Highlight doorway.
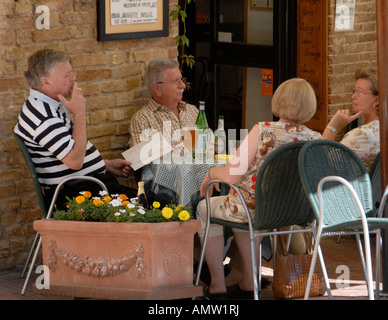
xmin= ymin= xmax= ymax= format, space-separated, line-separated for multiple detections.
xmin=182 ymin=0 xmax=297 ymax=141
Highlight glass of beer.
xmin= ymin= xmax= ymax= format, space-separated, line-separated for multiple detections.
xmin=182 ymin=127 xmax=197 ymax=158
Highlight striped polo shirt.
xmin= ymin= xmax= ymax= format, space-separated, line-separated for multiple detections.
xmin=14 ymin=89 xmax=106 ymax=188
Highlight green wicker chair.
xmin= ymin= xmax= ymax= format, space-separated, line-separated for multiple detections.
xmin=14 ymin=133 xmax=109 ymax=295
xmin=194 ymin=141 xmax=327 ymax=300
xmin=369 ymin=152 xmax=381 ymax=211
xmin=298 ymin=140 xmax=388 ymax=300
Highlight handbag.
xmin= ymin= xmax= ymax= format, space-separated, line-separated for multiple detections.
xmin=272 ymin=234 xmax=326 ymax=299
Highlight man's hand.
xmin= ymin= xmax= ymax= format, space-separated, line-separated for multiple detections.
xmin=57 ymin=82 xmax=87 ymax=170
xmin=105 ymin=159 xmax=134 ymax=177
xmin=58 ymin=82 xmax=86 ymax=117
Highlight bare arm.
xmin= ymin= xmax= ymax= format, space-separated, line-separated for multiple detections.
xmin=322 ymin=109 xmax=362 ymax=140
xmin=200 ymin=123 xmax=261 ymax=197
xmin=58 ymin=82 xmax=87 ymax=170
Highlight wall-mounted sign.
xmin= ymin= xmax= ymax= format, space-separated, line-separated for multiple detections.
xmin=335 ymin=0 xmax=355 ymax=31
xmin=110 ymin=0 xmax=158 ymax=25
xmin=297 ymin=0 xmax=328 ymax=132
xmin=250 ymin=0 xmax=273 ymax=11
xmin=261 ymin=69 xmax=273 ymax=97
xmin=97 ymin=0 xmax=168 ymax=41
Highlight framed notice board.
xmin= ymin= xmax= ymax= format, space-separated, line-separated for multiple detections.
xmin=297 ymin=0 xmax=328 ymax=132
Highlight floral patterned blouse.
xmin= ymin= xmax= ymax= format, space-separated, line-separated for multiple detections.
xmin=340 ymin=120 xmax=380 ymax=171
xmin=219 ymin=121 xmax=322 ymax=223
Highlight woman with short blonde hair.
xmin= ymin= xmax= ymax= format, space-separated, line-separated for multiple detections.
xmin=196 ymin=77 xmax=322 ymax=299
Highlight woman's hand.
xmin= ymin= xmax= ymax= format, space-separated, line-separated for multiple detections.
xmin=200 ymin=170 xmax=220 ymax=198
xmin=329 ymin=109 xmax=363 ymax=131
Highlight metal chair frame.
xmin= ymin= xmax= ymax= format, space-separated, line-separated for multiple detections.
xmin=299 ymin=140 xmax=388 ymax=300
xmin=14 ymin=133 xmax=109 ymax=295
xmin=194 ymin=141 xmax=329 ymax=300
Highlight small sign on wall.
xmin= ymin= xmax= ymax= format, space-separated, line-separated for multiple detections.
xmin=251 ymin=0 xmax=273 ymax=10
xmin=261 ymin=69 xmax=273 ymax=97
xmin=335 ymin=0 xmax=355 ymax=31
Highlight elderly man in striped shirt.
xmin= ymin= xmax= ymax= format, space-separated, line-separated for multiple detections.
xmin=14 ymin=49 xmax=137 ymax=209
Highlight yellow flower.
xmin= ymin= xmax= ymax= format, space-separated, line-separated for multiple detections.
xmin=153 ymin=201 xmax=161 ymax=209
xmin=174 ymin=204 xmax=184 ymax=212
xmin=119 ymin=194 xmax=128 ymax=200
xmin=178 ymin=210 xmax=190 ymax=221
xmin=102 ymin=196 xmax=112 ymax=203
xmin=93 ymin=199 xmax=104 ymax=207
xmin=75 ymin=195 xmax=85 ymax=204
xmin=162 ymin=207 xmax=173 ymax=219
xmin=83 ymin=191 xmax=92 ymax=198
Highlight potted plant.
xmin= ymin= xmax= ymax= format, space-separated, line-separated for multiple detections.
xmin=33 ymin=191 xmax=202 ymax=300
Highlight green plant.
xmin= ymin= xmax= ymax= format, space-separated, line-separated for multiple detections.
xmin=53 ymin=191 xmax=192 ymax=223
xmin=170 ymin=0 xmax=195 ymax=70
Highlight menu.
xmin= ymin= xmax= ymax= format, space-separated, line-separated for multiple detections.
xmin=122 ymin=133 xmax=172 ymax=171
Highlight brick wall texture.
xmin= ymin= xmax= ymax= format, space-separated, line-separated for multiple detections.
xmin=0 ymin=0 xmax=179 ymax=271
xmin=0 ymin=0 xmax=379 ymax=271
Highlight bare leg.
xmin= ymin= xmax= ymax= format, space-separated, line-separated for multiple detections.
xmin=200 ymin=235 xmax=227 ymax=294
xmin=233 ymin=231 xmax=260 ymax=291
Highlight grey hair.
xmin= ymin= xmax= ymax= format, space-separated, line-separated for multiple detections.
xmin=25 ymin=49 xmax=70 ymax=89
xmin=145 ymin=57 xmax=179 ymax=94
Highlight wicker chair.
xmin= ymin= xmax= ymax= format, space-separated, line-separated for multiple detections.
xmin=298 ymin=140 xmax=388 ymax=300
xmin=194 ymin=141 xmax=326 ymax=300
xmin=369 ymin=152 xmax=381 ymax=211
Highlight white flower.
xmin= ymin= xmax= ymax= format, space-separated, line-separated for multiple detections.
xmin=127 ymin=203 xmax=135 ymax=209
xmin=130 ymin=197 xmax=138 ymax=203
xmin=99 ymin=190 xmax=108 ymax=196
xmin=114 ymin=212 xmax=121 ymax=217
xmin=130 ymin=212 xmax=136 ymax=217
xmin=111 ymin=194 xmax=119 ymax=198
xmin=138 ymin=208 xmax=145 ymax=215
xmin=119 ymin=209 xmax=126 ymax=213
xmin=109 ymin=199 xmax=122 ymax=207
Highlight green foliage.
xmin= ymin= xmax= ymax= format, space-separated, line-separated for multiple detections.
xmin=170 ymin=0 xmax=196 ymax=70
xmin=53 ymin=192 xmax=192 ymax=224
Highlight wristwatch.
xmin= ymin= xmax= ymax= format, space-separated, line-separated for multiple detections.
xmin=326 ymin=125 xmax=337 ymax=133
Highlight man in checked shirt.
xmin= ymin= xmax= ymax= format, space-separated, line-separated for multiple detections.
xmin=129 ymin=57 xmax=199 ymax=149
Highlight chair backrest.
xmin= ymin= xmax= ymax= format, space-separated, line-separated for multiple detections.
xmin=369 ymin=152 xmax=381 ymax=210
xmin=254 ymin=141 xmax=314 ymax=230
xmin=14 ymin=133 xmax=48 ymax=217
xmin=298 ymin=140 xmax=374 ymax=227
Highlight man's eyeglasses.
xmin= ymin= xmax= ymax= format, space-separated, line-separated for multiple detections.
xmin=157 ymin=77 xmax=187 ymax=85
xmin=352 ymin=88 xmax=375 ymax=97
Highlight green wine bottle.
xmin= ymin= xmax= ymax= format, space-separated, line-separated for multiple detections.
xmin=194 ymin=101 xmax=209 ymax=161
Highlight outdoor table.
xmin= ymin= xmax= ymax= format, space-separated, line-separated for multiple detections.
xmin=141 ymin=156 xmax=227 ymax=208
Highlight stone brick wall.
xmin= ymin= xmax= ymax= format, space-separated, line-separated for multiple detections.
xmin=0 ymin=0 xmax=380 ymax=272
xmin=0 ymin=0 xmax=178 ymax=271
xmin=327 ymin=0 xmax=378 ymax=125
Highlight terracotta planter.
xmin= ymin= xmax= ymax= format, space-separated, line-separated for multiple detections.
xmin=33 ymin=219 xmax=202 ymax=300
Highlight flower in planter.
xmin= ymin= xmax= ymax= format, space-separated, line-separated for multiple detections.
xmin=53 ymin=191 xmax=192 ymax=223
